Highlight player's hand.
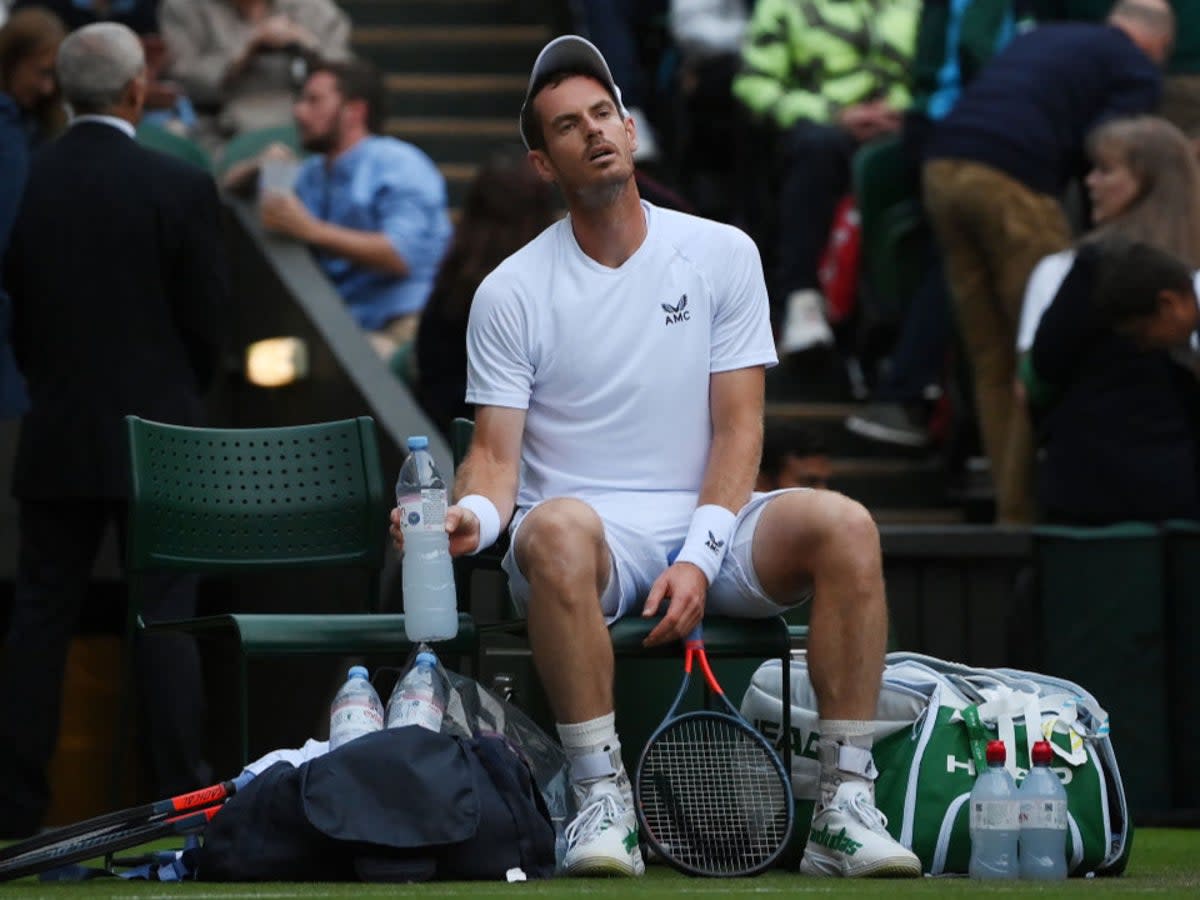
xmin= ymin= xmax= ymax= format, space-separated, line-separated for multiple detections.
xmin=641 ymin=562 xmax=708 ymax=647
xmin=389 ymin=505 xmax=481 ymax=557
xmin=444 ymin=505 xmax=481 ymax=557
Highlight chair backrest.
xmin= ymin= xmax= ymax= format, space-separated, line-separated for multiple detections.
xmin=125 ymin=416 xmax=387 ymax=580
xmin=136 ymin=122 xmax=212 ymax=171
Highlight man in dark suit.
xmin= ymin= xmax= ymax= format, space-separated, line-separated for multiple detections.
xmin=0 ymin=21 xmax=226 ymax=836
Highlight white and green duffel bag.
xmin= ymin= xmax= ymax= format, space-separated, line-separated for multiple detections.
xmin=740 ymin=650 xmax=1131 ymax=876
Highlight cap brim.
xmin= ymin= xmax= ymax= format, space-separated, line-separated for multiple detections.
xmin=519 ymin=35 xmax=627 ymax=149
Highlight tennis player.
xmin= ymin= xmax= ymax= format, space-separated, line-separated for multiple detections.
xmin=389 ymin=35 xmax=920 ymax=879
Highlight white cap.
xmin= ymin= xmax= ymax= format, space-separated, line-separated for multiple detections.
xmin=519 ymin=34 xmax=628 ymax=149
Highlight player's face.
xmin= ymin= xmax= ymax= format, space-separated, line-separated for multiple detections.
xmin=529 ymin=75 xmax=636 ymax=202
xmin=294 ymin=71 xmax=346 ymax=153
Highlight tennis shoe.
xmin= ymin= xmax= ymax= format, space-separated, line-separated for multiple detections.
xmin=563 ymin=781 xmax=645 ymax=877
xmin=800 ymin=782 xmax=921 ymax=878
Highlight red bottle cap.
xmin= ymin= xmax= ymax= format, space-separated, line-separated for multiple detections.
xmin=986 ymin=740 xmax=1007 ymax=765
xmin=1032 ymin=740 xmax=1054 ymax=765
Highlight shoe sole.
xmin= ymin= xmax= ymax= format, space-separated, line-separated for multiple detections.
xmin=564 ymin=856 xmax=640 ymax=877
xmin=845 ymin=415 xmax=929 ymax=448
xmin=800 ymin=849 xmax=922 ymax=879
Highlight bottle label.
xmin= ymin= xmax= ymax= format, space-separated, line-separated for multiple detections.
xmin=1020 ymin=798 xmax=1067 ymax=829
xmin=331 ymin=698 xmax=383 ymax=743
xmin=971 ymin=800 xmax=1019 ymax=830
xmin=397 ymin=487 xmax=447 ymax=532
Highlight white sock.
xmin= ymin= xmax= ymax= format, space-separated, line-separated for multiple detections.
xmin=817 ymin=719 xmax=877 ymax=810
xmin=557 ymin=714 xmax=630 ymax=805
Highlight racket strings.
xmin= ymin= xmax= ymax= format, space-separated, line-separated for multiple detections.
xmin=638 ymin=716 xmax=791 ymax=875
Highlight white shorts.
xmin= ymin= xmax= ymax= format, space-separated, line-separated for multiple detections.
xmin=501 ymin=489 xmax=813 ymax=623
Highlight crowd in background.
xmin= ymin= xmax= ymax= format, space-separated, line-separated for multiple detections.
xmin=2 ymin=0 xmax=1200 ymax=523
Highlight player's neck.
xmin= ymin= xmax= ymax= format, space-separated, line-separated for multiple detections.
xmin=567 ymin=180 xmax=647 ymax=269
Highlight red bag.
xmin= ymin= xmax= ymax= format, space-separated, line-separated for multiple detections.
xmin=817 ymin=195 xmax=861 ymax=325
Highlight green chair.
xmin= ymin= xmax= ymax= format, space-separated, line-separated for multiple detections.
xmin=215 ymin=123 xmax=302 ymax=177
xmin=1032 ymin=522 xmax=1169 ymax=816
xmin=851 ymin=134 xmax=929 ymax=322
xmin=136 ymin=122 xmax=211 ymax=170
xmin=121 ymin=415 xmax=477 ymax=768
xmin=449 ymin=417 xmax=794 ymax=774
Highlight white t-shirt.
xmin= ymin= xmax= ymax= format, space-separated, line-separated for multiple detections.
xmin=466 ymin=201 xmax=777 ymax=533
xmin=1018 ymin=248 xmax=1200 ymax=353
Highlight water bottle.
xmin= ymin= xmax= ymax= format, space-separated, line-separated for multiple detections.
xmin=1018 ymin=740 xmax=1069 ymax=880
xmin=969 ymin=739 xmax=1019 ymax=880
xmin=396 ymin=436 xmax=458 ymax=642
xmin=385 ymin=648 xmax=446 ymax=732
xmin=328 ymin=665 xmax=383 ymax=750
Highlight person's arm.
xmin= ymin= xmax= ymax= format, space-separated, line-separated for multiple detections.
xmin=259 ymin=192 xmax=409 ymax=275
xmin=159 ymin=0 xmax=244 ymax=104
xmin=291 ymin=0 xmax=352 ymax=62
xmin=642 ymin=366 xmax=764 ymax=646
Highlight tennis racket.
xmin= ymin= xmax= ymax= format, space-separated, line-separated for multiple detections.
xmin=635 ymin=624 xmax=794 ymax=877
xmin=0 ymin=771 xmax=253 ymax=882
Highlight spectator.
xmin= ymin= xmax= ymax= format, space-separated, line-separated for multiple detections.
xmin=15 ymin=0 xmax=196 ymax=135
xmin=15 ymin=0 xmax=195 ymax=134
xmin=0 ymin=22 xmax=225 ymax=837
xmin=756 ymin=424 xmax=833 ymax=491
xmin=258 ymin=60 xmax=453 ymax=358
xmin=733 ymin=0 xmax=919 ymax=360
xmin=1033 ymin=0 xmax=1200 ymax=136
xmin=667 ymin=0 xmax=749 ymax=222
xmin=847 ymin=0 xmax=1039 ymax=450
xmin=1027 ymin=238 xmax=1200 ymax=524
xmin=414 ymin=146 xmax=558 ymax=439
xmin=922 ymin=0 xmax=1174 ymax=523
xmin=159 ymin=0 xmax=349 ymax=154
xmin=1018 ymin=114 xmax=1200 ymax=356
xmin=0 ymin=6 xmax=66 ymax=420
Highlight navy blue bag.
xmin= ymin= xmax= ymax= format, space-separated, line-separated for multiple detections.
xmin=194 ymin=728 xmax=556 ymax=882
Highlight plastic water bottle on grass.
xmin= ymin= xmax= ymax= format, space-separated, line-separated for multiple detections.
xmin=968 ymin=739 xmax=1019 ymax=880
xmin=1018 ymin=740 xmax=1069 ymax=880
xmin=329 ymin=666 xmax=383 ymax=750
xmin=396 ymin=436 xmax=458 ymax=642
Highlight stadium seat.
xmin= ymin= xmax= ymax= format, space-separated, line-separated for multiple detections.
xmin=118 ymin=415 xmax=477 ymax=771
xmin=449 ymin=417 xmax=794 ymax=774
xmin=1032 ymin=522 xmax=1170 ymax=816
xmin=851 ymin=133 xmax=929 ymax=323
xmin=135 ymin=122 xmax=211 ymax=170
xmin=215 ymin=123 xmax=302 ymax=177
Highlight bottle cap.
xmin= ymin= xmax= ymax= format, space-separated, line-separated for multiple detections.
xmin=348 ymin=665 xmax=369 ymax=680
xmin=416 ymin=650 xmax=438 ymax=667
xmin=986 ymin=740 xmax=1007 ymax=765
xmin=407 ymin=435 xmax=429 ymax=450
xmin=1031 ymin=740 xmax=1054 ymax=765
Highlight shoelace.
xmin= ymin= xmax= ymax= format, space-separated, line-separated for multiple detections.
xmin=564 ymin=787 xmax=624 ymax=850
xmin=844 ymin=787 xmax=891 ymax=836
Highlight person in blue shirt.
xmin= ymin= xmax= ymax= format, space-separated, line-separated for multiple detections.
xmin=260 ymin=59 xmax=453 ymax=355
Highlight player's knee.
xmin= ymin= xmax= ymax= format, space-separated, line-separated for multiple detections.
xmin=827 ymin=493 xmax=878 ymax=552
xmin=514 ymin=498 xmax=606 ymax=581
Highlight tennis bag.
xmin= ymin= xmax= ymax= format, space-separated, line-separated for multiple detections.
xmin=741 ymin=650 xmax=1131 ymax=876
xmin=194 ymin=727 xmax=556 ymax=882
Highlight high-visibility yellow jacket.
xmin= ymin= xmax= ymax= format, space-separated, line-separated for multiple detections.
xmin=733 ymin=0 xmax=920 ymax=129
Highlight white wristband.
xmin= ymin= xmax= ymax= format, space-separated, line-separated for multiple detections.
xmin=674 ymin=504 xmax=737 ymax=585
xmin=457 ymin=494 xmax=501 ymax=555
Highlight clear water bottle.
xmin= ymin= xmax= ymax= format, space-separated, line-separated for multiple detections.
xmin=396 ymin=436 xmax=458 ymax=642
xmin=329 ymin=665 xmax=383 ymax=750
xmin=385 ymin=648 xmax=446 ymax=732
xmin=1018 ymin=740 xmax=1069 ymax=880
xmin=969 ymin=739 xmax=1019 ymax=880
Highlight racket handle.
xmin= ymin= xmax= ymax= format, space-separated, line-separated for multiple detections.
xmin=686 ymin=624 xmax=703 ymax=644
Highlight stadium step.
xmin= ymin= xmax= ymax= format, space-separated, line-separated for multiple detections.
xmin=386 ymin=73 xmax=528 ymax=119
xmin=352 ymin=24 xmax=550 ymax=74
xmin=340 ymin=0 xmax=547 ymax=27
